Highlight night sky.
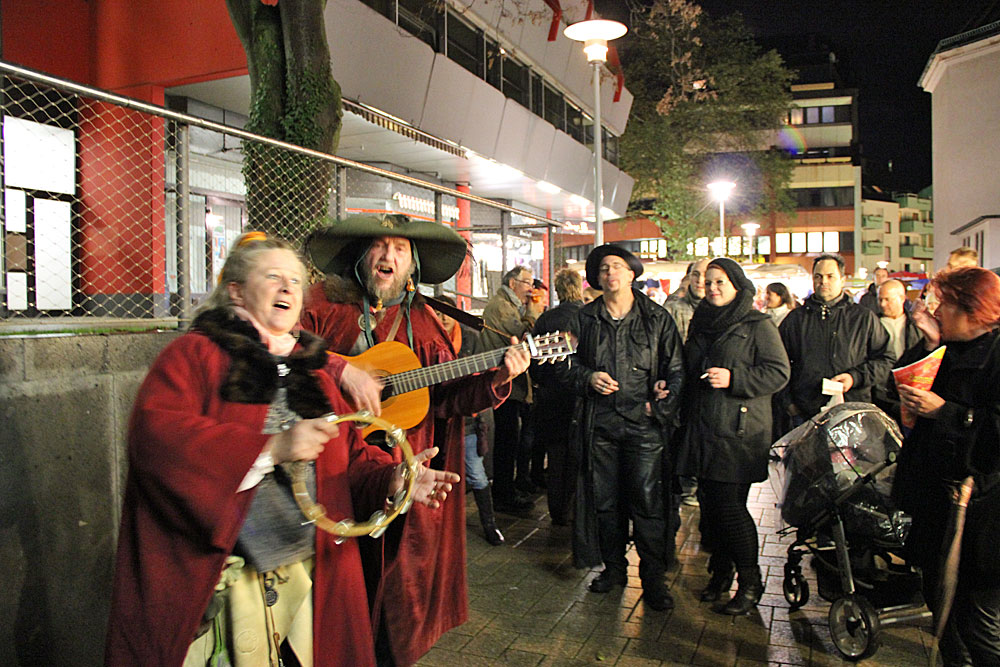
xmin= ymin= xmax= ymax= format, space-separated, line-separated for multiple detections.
xmin=599 ymin=0 xmax=1000 ymax=193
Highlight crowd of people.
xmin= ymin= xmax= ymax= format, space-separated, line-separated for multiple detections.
xmin=104 ymin=220 xmax=1000 ymax=666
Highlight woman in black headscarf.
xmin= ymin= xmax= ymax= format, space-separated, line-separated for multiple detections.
xmin=676 ymin=258 xmax=790 ymax=615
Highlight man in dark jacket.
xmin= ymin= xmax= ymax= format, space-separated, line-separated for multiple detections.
xmin=531 ymin=268 xmax=584 ymax=525
xmin=858 ymin=266 xmax=889 ymax=314
xmin=556 ymin=245 xmax=684 ymax=611
xmin=779 ymin=254 xmax=894 ymax=421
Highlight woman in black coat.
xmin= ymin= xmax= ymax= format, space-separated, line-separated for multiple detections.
xmin=675 ymin=258 xmax=790 ymax=615
xmin=893 ymin=267 xmax=1000 ymax=666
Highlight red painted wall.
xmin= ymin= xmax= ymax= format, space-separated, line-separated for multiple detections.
xmin=77 ymin=102 xmax=166 ymax=295
xmin=1 ymin=1 xmax=94 ymax=84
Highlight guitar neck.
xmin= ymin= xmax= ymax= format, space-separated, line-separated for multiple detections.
xmin=383 ymin=343 xmax=521 ymax=396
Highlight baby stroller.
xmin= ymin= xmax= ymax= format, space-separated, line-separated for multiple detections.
xmin=769 ymin=402 xmax=930 ymax=660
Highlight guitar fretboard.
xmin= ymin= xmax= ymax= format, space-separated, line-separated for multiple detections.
xmin=383 ymin=344 xmax=519 ymax=396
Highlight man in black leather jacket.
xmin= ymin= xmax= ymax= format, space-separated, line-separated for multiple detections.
xmin=556 ymin=245 xmax=684 ymax=611
xmin=778 ymin=254 xmax=894 ymax=421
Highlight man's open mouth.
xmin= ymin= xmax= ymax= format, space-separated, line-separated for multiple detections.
xmin=274 ymin=300 xmax=291 ymax=310
xmin=376 ymin=264 xmax=394 ymax=278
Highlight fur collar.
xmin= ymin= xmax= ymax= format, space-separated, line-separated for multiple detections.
xmin=191 ymin=308 xmax=332 ymax=418
xmin=321 ymin=273 xmax=427 ymax=308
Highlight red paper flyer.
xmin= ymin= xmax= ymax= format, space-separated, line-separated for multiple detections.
xmin=891 ymin=346 xmax=946 ymax=428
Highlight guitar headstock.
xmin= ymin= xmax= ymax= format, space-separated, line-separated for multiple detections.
xmin=525 ymin=332 xmax=575 ymax=363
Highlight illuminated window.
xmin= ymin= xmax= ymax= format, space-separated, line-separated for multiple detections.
xmin=791 ymin=233 xmax=807 ymax=253
xmin=694 ymin=237 xmax=710 ymax=256
xmin=824 ymin=231 xmax=839 ymax=252
xmin=807 ymin=232 xmax=823 ymax=253
xmin=728 ymin=236 xmax=742 ymax=255
xmin=806 ymin=107 xmax=819 ymax=124
xmin=758 ymin=236 xmax=771 ymax=256
xmin=789 ymin=108 xmax=803 ymax=125
xmin=775 ymin=233 xmax=790 ymax=253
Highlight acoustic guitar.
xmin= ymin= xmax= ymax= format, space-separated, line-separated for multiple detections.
xmin=337 ymin=332 xmax=574 ymax=436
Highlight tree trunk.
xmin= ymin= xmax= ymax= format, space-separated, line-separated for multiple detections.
xmin=226 ymin=0 xmax=342 ymax=242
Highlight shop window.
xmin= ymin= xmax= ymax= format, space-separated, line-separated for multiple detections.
xmin=530 ymin=73 xmax=544 ymax=117
xmin=566 ymin=103 xmax=585 ymax=142
xmin=775 ymin=233 xmax=790 ymax=253
xmin=791 ymin=232 xmax=807 ymax=253
xmin=398 ymin=0 xmax=440 ymax=49
xmin=485 ymin=38 xmax=502 ymax=90
xmin=543 ymin=83 xmax=565 ymax=131
xmin=502 ymin=57 xmax=529 ymax=107
xmin=758 ymin=236 xmax=771 ymax=256
xmin=824 ymin=231 xmax=839 ymax=252
xmin=446 ymin=11 xmax=482 ymax=77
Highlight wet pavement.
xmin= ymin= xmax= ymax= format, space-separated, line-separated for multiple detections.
xmin=418 ymin=481 xmax=936 ymax=666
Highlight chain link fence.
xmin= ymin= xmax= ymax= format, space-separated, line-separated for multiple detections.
xmin=0 ymin=62 xmax=573 ymax=332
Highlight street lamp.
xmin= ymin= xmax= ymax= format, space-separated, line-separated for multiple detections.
xmin=741 ymin=222 xmax=759 ymax=262
xmin=564 ymin=18 xmax=627 ymax=247
xmin=707 ymin=180 xmax=736 ymax=256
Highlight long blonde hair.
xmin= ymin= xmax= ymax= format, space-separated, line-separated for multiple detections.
xmin=195 ymin=232 xmax=306 ymax=315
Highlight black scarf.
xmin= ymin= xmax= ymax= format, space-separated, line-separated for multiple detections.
xmin=687 ymin=257 xmax=756 ymax=342
xmin=688 ymin=288 xmax=755 ymax=342
xmin=190 ymin=308 xmax=332 ymax=418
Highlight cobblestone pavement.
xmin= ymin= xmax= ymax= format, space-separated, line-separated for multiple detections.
xmin=419 ymin=482 xmax=936 ymax=666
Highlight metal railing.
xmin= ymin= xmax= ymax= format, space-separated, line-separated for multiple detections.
xmin=0 ymin=61 xmax=575 ymax=332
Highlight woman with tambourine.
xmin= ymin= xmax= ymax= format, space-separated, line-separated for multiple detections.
xmin=104 ymin=232 xmax=462 ymax=667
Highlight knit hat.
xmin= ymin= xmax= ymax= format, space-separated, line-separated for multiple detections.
xmin=707 ymin=257 xmax=754 ymax=293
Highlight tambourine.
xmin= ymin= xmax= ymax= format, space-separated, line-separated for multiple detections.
xmin=289 ymin=410 xmax=418 ymax=543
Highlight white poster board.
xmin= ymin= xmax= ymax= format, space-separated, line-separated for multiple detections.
xmin=6 ymin=271 xmax=27 ymax=310
xmin=3 ymin=116 xmax=76 ymax=195
xmin=33 ymin=198 xmax=73 ymax=310
xmin=5 ymin=188 xmax=27 ymax=232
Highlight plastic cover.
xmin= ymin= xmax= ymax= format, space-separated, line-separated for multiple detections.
xmin=769 ymin=402 xmax=909 ymax=541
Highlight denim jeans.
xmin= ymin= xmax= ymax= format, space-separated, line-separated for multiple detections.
xmin=464 ymin=432 xmax=489 ymax=491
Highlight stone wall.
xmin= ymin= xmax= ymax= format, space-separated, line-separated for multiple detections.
xmin=0 ymin=330 xmax=180 ymax=666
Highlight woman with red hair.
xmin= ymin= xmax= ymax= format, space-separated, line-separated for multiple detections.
xmin=892 ymin=266 xmax=1000 ymax=665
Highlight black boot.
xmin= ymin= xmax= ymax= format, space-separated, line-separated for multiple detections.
xmin=700 ymin=559 xmax=736 ymax=602
xmin=473 ymin=487 xmax=504 ymax=546
xmin=718 ymin=569 xmax=763 ymax=615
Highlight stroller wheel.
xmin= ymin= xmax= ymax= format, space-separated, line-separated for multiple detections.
xmin=783 ymin=572 xmax=809 ymax=610
xmin=829 ymin=595 xmax=880 ymax=661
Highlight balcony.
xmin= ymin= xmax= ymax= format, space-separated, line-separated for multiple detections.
xmin=861 ymin=214 xmax=884 ymax=230
xmin=900 ymin=219 xmax=934 ymax=234
xmin=900 ymin=244 xmax=934 ymax=259
xmin=862 ymin=240 xmax=884 ymax=255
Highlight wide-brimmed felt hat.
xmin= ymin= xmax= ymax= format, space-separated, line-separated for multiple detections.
xmin=585 ymin=244 xmax=644 ymax=290
xmin=306 ymin=214 xmax=469 ymax=285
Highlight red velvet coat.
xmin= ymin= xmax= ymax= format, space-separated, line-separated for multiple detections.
xmin=105 ymin=310 xmax=397 ymax=667
xmin=301 ymin=281 xmax=510 ymax=665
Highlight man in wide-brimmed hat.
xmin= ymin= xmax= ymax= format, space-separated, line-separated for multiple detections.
xmin=555 ymin=244 xmax=684 ymax=612
xmin=300 ymin=214 xmax=530 ymax=665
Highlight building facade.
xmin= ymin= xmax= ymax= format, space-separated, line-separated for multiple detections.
xmin=920 ymin=20 xmax=1000 ymax=269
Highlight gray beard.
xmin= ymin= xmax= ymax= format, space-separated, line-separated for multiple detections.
xmin=364 ymin=270 xmax=408 ymax=302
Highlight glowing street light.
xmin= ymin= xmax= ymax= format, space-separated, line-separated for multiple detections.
xmin=564 ymin=18 xmax=627 ymax=247
xmin=707 ymin=180 xmax=736 ymax=255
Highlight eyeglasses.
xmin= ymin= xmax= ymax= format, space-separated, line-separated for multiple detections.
xmin=513 ymin=278 xmax=533 ymax=286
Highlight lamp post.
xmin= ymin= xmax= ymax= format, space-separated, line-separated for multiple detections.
xmin=741 ymin=222 xmax=760 ymax=262
xmin=707 ymin=180 xmax=735 ymax=256
xmin=564 ymin=18 xmax=627 ymax=248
